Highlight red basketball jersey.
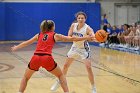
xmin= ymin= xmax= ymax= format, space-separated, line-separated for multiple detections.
xmin=35 ymin=31 xmax=55 ymax=54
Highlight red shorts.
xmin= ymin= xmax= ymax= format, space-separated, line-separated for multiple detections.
xmin=28 ymin=53 xmax=57 ymax=71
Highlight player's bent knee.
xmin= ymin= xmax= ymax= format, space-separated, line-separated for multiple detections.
xmin=85 ymin=63 xmax=91 ymax=69
xmin=56 ymin=72 xmax=64 ymax=78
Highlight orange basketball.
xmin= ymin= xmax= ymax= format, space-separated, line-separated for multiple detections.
xmin=95 ymin=29 xmax=108 ymax=43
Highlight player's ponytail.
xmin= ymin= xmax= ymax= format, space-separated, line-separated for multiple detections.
xmin=40 ymin=20 xmax=55 ymax=33
xmin=46 ymin=20 xmax=55 ymax=31
xmin=40 ymin=20 xmax=47 ymax=33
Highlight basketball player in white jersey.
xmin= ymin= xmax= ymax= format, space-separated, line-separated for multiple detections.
xmin=51 ymin=11 xmax=97 ymax=93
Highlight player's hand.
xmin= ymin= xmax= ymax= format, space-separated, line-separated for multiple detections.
xmin=86 ymin=35 xmax=95 ymax=41
xmin=11 ymin=45 xmax=18 ymax=51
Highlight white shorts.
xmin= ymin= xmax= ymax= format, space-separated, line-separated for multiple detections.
xmin=67 ymin=47 xmax=90 ymax=60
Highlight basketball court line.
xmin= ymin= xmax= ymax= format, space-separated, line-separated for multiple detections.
xmin=53 ymin=52 xmax=140 ymax=86
xmin=6 ymin=45 xmax=140 ymax=86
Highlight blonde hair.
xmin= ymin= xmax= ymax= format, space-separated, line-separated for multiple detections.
xmin=40 ymin=20 xmax=55 ymax=33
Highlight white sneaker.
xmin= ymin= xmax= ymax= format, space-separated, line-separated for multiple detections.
xmin=109 ymin=44 xmax=113 ymax=48
xmin=50 ymin=79 xmax=60 ymax=91
xmin=99 ymin=43 xmax=105 ymax=47
xmin=123 ymin=44 xmax=129 ymax=48
xmin=134 ymin=46 xmax=139 ymax=51
xmin=118 ymin=44 xmax=124 ymax=47
xmin=92 ymin=86 xmax=97 ymax=93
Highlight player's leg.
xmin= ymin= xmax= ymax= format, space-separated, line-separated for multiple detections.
xmin=50 ymin=48 xmax=76 ymax=91
xmin=18 ymin=68 xmax=35 ymax=93
xmin=83 ymin=58 xmax=96 ymax=93
xmin=121 ymin=36 xmax=126 ymax=45
xmin=63 ymin=57 xmax=75 ymax=75
xmin=18 ymin=55 xmax=40 ymax=93
xmin=80 ymin=51 xmax=95 ymax=86
xmin=50 ymin=57 xmax=74 ymax=91
xmin=83 ymin=59 xmax=94 ymax=85
xmin=50 ymin=65 xmax=69 ymax=93
xmin=62 ymin=47 xmax=77 ymax=76
xmin=135 ymin=37 xmax=140 ymax=50
xmin=125 ymin=36 xmax=131 ymax=48
xmin=117 ymin=33 xmax=122 ymax=45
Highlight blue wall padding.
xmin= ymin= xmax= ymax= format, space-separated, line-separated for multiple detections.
xmin=0 ymin=2 xmax=101 ymax=40
xmin=0 ymin=3 xmax=5 ymax=40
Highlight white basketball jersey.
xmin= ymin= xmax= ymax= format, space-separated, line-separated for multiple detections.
xmin=72 ymin=23 xmax=90 ymax=51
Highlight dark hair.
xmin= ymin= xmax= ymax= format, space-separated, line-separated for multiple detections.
xmin=103 ymin=14 xmax=107 ymax=18
xmin=40 ymin=20 xmax=55 ymax=33
xmin=124 ymin=24 xmax=130 ymax=28
xmin=75 ymin=11 xmax=87 ymax=19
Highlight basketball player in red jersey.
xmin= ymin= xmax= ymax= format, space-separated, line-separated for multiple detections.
xmin=11 ymin=20 xmax=93 ymax=93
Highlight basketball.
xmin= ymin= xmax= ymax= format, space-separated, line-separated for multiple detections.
xmin=95 ymin=29 xmax=108 ymax=43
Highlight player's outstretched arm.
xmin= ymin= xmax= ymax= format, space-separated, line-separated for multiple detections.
xmin=54 ymin=34 xmax=93 ymax=42
xmin=11 ymin=34 xmax=39 ymax=51
xmin=86 ymin=26 xmax=98 ymax=42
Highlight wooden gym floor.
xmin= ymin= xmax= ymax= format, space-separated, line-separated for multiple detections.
xmin=0 ymin=42 xmax=140 ymax=93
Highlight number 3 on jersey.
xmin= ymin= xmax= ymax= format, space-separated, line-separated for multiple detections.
xmin=42 ymin=34 xmax=48 ymax=41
